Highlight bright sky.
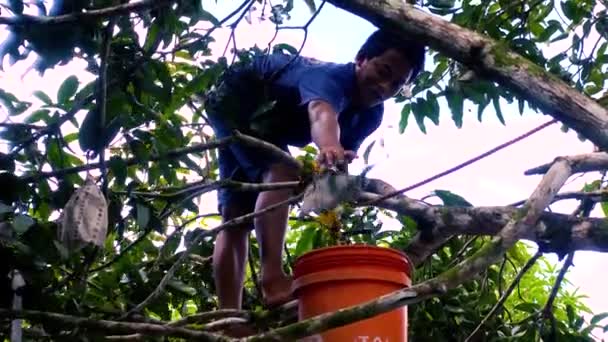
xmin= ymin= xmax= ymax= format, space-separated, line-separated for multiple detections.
xmin=0 ymin=0 xmax=606 ymax=338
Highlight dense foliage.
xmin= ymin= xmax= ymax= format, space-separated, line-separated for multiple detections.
xmin=1 ymin=0 xmax=608 ymax=340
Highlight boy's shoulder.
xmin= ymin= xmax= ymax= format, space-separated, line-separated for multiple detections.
xmin=249 ymin=52 xmax=350 ymax=78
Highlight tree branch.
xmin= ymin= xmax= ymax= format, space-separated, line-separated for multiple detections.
xmin=327 ymin=0 xmax=608 ymax=150
xmin=525 ymin=152 xmax=608 ymax=175
xmin=0 ymin=0 xmax=173 ymax=26
xmin=0 ymin=309 xmax=228 ymax=341
xmin=21 ymin=132 xmax=300 ymax=183
xmin=509 ymin=189 xmax=608 ymax=207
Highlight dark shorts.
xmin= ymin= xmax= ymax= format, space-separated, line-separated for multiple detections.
xmin=205 ymin=67 xmax=289 ymax=212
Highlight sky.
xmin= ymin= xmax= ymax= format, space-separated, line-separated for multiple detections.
xmin=0 ymin=0 xmax=607 ymax=338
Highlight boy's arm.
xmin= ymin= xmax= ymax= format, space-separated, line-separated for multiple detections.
xmin=308 ymin=100 xmax=357 ymax=169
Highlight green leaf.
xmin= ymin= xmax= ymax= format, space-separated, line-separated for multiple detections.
xmin=295 ymin=225 xmax=316 ymax=256
xmin=492 ymin=96 xmax=505 ymax=125
xmin=518 ymin=98 xmax=525 ymax=115
xmin=303 ymin=0 xmax=316 ymax=13
xmin=13 ymin=214 xmax=35 ymax=234
xmin=108 ymin=157 xmax=127 ymax=186
xmin=601 ymin=202 xmax=608 ymax=217
xmin=538 ymin=21 xmax=563 ymax=42
xmin=445 ymin=88 xmax=464 ymax=128
xmin=272 ymin=43 xmax=299 ymax=55
xmin=362 ymin=140 xmax=376 ymax=165
xmin=399 ymin=103 xmax=411 ymax=133
xmin=136 ymin=204 xmax=151 ymax=229
xmin=514 ymin=302 xmax=540 ymax=313
xmin=57 ymin=75 xmax=79 ymax=104
xmin=197 ymin=8 xmax=221 ymax=26
xmin=9 ymin=0 xmax=24 ymax=14
xmin=432 ymin=190 xmax=473 ymax=207
xmin=0 ymin=153 xmax=15 ymax=172
xmin=0 ymin=89 xmax=30 ymax=116
xmin=33 ymin=90 xmax=53 ymax=105
xmin=412 ymin=100 xmax=427 ymax=134
xmin=79 ymin=109 xmax=102 ymax=152
xmin=429 ymin=0 xmax=455 ymax=8
xmin=25 ymin=109 xmax=50 ymax=124
xmin=426 ymin=92 xmax=440 ymax=125
xmin=168 ymin=279 xmax=197 ymax=296
xmin=130 ymin=140 xmax=151 ymax=163
xmin=591 ymin=312 xmax=608 ymax=325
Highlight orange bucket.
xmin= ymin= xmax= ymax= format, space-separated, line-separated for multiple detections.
xmin=292 ymin=244 xmax=413 ymax=342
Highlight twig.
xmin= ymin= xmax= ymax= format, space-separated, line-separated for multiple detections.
xmin=21 ymin=132 xmax=300 ymax=182
xmin=169 ymin=309 xmax=249 ymax=327
xmin=509 ymin=189 xmax=608 ymax=207
xmin=446 ymin=236 xmax=478 ymax=268
xmin=113 ymin=179 xmax=301 ymax=199
xmin=97 ymin=17 xmax=116 ymax=196
xmin=108 ymin=309 xmax=250 ymax=340
xmin=120 ymin=192 xmax=304 ymax=319
xmin=248 ymin=238 xmax=263 ymax=301
xmin=361 ymin=119 xmax=558 ymax=206
xmin=21 ymin=136 xmax=233 ymax=182
xmin=0 ymin=0 xmax=173 ymax=26
xmin=174 ymin=0 xmax=252 ymax=53
xmin=464 ymin=251 xmax=542 ymax=342
xmin=542 ymin=251 xmax=575 ymax=318
xmin=0 ymin=122 xmax=45 ymax=129
xmin=266 ymin=0 xmax=327 ymax=83
xmin=0 ymin=309 xmax=227 ymax=341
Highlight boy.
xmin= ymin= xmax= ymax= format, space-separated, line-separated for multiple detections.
xmin=205 ymin=28 xmax=425 ymax=311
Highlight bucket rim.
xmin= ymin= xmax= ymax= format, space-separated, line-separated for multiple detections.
xmin=293 ymin=244 xmax=413 ymax=277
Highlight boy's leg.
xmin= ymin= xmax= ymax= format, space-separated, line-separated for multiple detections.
xmin=211 ymin=142 xmax=258 ymax=310
xmin=254 ymin=162 xmax=299 ymax=307
xmin=212 ymin=203 xmax=253 ymax=310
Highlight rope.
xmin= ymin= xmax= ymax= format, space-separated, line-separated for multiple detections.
xmin=362 ymin=118 xmax=559 ymax=205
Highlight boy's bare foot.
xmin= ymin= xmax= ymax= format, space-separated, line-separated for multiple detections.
xmin=261 ymin=274 xmax=294 ymax=308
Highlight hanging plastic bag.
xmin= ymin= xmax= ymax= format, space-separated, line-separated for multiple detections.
xmin=58 ymin=173 xmax=108 ymax=252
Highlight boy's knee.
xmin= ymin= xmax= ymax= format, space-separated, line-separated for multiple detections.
xmin=263 ymin=163 xmax=299 ymax=183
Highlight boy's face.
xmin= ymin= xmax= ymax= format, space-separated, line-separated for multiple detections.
xmin=354 ymin=48 xmax=414 ymax=108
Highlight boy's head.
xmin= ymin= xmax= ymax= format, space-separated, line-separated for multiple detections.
xmin=354 ymin=28 xmax=426 ymax=107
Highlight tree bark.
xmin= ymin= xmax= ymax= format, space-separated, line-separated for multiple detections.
xmin=327 ymin=0 xmax=608 ymax=150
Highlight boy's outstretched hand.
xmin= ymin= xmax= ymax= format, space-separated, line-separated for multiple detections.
xmin=308 ymin=99 xmax=358 ymax=171
xmin=317 ymin=146 xmax=358 ymax=171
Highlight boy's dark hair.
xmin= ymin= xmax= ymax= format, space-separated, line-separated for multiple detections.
xmin=356 ymin=28 xmax=426 ymax=84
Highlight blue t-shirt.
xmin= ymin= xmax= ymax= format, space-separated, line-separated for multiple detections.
xmin=225 ymin=52 xmax=384 ymax=153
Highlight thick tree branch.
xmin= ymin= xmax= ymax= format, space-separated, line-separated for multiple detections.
xmin=0 ymin=0 xmax=173 ymax=26
xmin=327 ymin=0 xmax=608 ymax=150
xmin=355 ymin=189 xmax=608 ymax=264
xmin=0 ymin=309 xmax=228 ymax=341
xmin=356 ymin=153 xmax=608 ymax=266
